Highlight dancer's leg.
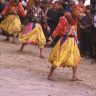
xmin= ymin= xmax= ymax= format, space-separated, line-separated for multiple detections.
xmin=72 ymin=66 xmax=81 ymax=81
xmin=40 ymin=48 xmax=45 ymax=58
xmin=19 ymin=43 xmax=26 ymax=51
xmin=47 ymin=65 xmax=57 ymax=80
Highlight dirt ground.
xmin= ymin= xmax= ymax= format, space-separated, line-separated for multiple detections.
xmin=0 ymin=35 xmax=96 ymax=96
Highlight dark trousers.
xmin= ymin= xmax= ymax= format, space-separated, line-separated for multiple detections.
xmin=79 ymin=29 xmax=92 ymax=56
xmin=92 ymin=28 xmax=96 ymax=58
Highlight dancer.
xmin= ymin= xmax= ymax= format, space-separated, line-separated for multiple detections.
xmin=19 ymin=0 xmax=46 ymax=58
xmin=47 ymin=3 xmax=85 ymax=81
xmin=0 ymin=0 xmax=26 ymax=42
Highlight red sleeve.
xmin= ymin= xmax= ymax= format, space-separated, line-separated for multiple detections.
xmin=64 ymin=12 xmax=76 ymax=25
xmin=18 ymin=2 xmax=26 ymax=17
xmin=1 ymin=4 xmax=9 ymax=16
xmin=51 ymin=16 xmax=68 ymax=39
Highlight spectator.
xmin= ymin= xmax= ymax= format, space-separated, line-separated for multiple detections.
xmin=92 ymin=12 xmax=96 ymax=59
xmin=78 ymin=5 xmax=93 ymax=58
xmin=46 ymin=1 xmax=61 ymax=36
xmin=46 ymin=1 xmax=63 ymax=46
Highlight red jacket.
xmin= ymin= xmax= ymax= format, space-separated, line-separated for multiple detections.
xmin=51 ymin=14 xmax=77 ymax=39
xmin=1 ymin=2 xmax=26 ymax=17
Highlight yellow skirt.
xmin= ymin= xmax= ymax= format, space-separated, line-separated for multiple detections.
xmin=19 ymin=23 xmax=46 ymax=48
xmin=0 ymin=15 xmax=22 ymax=35
xmin=49 ymin=37 xmax=80 ymax=67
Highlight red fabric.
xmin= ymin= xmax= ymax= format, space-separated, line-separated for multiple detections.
xmin=1 ymin=2 xmax=26 ymax=17
xmin=64 ymin=12 xmax=76 ymax=25
xmin=71 ymin=4 xmax=85 ymax=16
xmin=18 ymin=3 xmax=26 ymax=17
xmin=51 ymin=16 xmax=68 ymax=39
xmin=51 ymin=14 xmax=78 ymax=39
xmin=1 ymin=4 xmax=9 ymax=16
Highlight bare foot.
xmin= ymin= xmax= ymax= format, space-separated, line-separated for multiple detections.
xmin=71 ymin=77 xmax=82 ymax=81
xmin=46 ymin=41 xmax=52 ymax=47
xmin=12 ymin=41 xmax=17 ymax=44
xmin=18 ymin=48 xmax=23 ymax=52
xmin=40 ymin=55 xmax=45 ymax=58
xmin=4 ymin=38 xmax=9 ymax=41
xmin=47 ymin=75 xmax=54 ymax=81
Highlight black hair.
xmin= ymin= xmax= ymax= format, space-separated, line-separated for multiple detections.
xmin=86 ymin=5 xmax=91 ymax=10
xmin=14 ymin=0 xmax=19 ymax=3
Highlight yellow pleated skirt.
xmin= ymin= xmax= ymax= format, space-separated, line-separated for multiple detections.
xmin=19 ymin=23 xmax=46 ymax=48
xmin=49 ymin=37 xmax=80 ymax=67
xmin=0 ymin=15 xmax=22 ymax=35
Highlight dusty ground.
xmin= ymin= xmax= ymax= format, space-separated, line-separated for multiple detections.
xmin=0 ymin=35 xmax=96 ymax=96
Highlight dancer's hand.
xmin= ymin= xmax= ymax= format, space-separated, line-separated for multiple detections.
xmin=47 ymin=41 xmax=52 ymax=46
xmin=49 ymin=37 xmax=53 ymax=42
xmin=21 ymin=25 xmax=25 ymax=31
xmin=47 ymin=37 xmax=53 ymax=46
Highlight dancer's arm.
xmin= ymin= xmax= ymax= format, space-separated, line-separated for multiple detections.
xmin=18 ymin=2 xmax=27 ymax=17
xmin=51 ymin=16 xmax=68 ymax=40
xmin=1 ymin=4 xmax=9 ymax=16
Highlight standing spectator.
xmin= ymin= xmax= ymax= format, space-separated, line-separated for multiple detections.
xmin=46 ymin=1 xmax=61 ymax=36
xmin=92 ymin=12 xmax=96 ymax=59
xmin=77 ymin=0 xmax=86 ymax=56
xmin=78 ymin=5 xmax=93 ymax=58
xmin=46 ymin=1 xmax=63 ymax=46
